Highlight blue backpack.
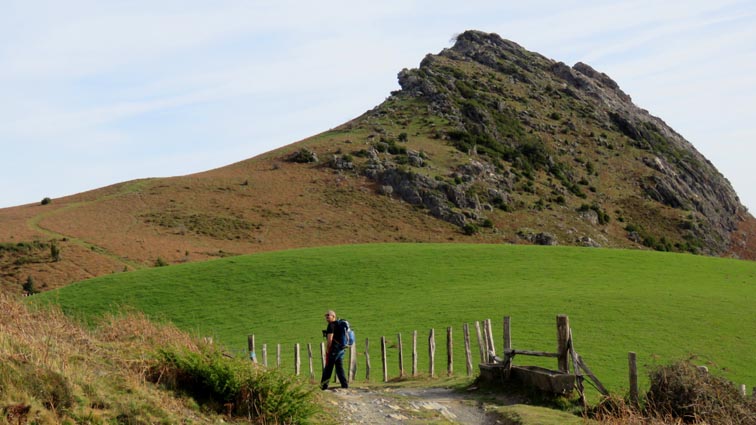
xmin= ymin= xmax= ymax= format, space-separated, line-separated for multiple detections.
xmin=338 ymin=319 xmax=355 ymax=347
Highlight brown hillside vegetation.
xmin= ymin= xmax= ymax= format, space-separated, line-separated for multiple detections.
xmin=0 ymin=293 xmax=288 ymax=424
xmin=1 ymin=30 xmax=754 ymax=292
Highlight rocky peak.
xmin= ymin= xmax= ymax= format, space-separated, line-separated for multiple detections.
xmin=391 ymin=30 xmax=750 ymax=256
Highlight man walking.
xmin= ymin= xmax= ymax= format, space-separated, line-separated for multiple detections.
xmin=320 ymin=310 xmax=349 ymax=390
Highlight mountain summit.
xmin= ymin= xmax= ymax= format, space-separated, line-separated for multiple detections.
xmin=388 ymin=30 xmax=746 ymax=253
xmin=1 ymin=30 xmax=754 ymax=291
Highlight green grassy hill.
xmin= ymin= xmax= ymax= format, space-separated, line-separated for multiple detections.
xmin=34 ymin=243 xmax=756 ymax=396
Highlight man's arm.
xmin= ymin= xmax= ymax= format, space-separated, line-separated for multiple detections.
xmin=326 ymin=332 xmax=334 ymax=351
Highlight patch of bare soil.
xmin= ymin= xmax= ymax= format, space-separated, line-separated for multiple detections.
xmin=324 ymin=386 xmax=507 ymax=424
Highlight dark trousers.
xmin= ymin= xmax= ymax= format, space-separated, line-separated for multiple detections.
xmin=320 ymin=348 xmax=348 ymax=389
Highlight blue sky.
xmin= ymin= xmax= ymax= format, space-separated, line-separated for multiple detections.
xmin=1 ymin=0 xmax=754 ymax=211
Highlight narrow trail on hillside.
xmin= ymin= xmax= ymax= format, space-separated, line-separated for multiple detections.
xmin=324 ymin=386 xmax=507 ymax=424
xmin=25 ymin=181 xmax=150 ymax=271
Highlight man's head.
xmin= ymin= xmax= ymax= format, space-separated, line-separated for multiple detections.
xmin=324 ymin=310 xmax=336 ymax=323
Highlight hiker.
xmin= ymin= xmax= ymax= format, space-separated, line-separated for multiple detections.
xmin=320 ymin=310 xmax=348 ymax=390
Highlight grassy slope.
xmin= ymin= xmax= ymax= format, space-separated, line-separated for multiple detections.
xmin=35 ymin=243 xmax=756 ymax=397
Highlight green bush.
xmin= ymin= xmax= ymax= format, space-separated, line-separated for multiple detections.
xmin=23 ymin=276 xmax=37 ymax=294
xmin=152 ymin=346 xmax=318 ymax=423
xmin=41 ymin=197 xmax=52 ymax=205
xmin=51 ymin=241 xmax=61 ymax=262
xmin=462 ymin=223 xmax=479 ymax=235
xmin=4 ymin=361 xmax=74 ymax=412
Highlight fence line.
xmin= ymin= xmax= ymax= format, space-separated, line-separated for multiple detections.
xmin=245 ymin=321 xmax=490 ymax=384
xmin=243 ymin=315 xmax=753 ymax=396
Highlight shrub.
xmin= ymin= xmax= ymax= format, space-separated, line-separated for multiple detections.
xmin=585 ymin=161 xmax=595 ymax=175
xmin=154 ymin=257 xmax=168 ymax=267
xmin=462 ymin=223 xmax=479 ymax=235
xmin=645 ymin=360 xmax=756 ymax=424
xmin=287 ymin=148 xmax=318 ymax=163
xmin=23 ymin=276 xmax=37 ymax=294
xmin=41 ymin=197 xmax=52 ymax=205
xmin=50 ymin=241 xmax=61 ymax=262
xmin=151 ymin=346 xmax=318 ymax=423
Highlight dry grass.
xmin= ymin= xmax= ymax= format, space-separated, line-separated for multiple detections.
xmin=0 ymin=292 xmax=227 ymax=424
xmin=589 ymin=361 xmax=756 ymax=425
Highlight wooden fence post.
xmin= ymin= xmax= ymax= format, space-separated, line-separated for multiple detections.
xmin=740 ymin=384 xmax=748 ymax=397
xmin=365 ymin=338 xmax=371 ymax=382
xmin=412 ymin=330 xmax=418 ymax=377
xmin=248 ymin=334 xmax=257 ymax=363
xmin=447 ymin=327 xmax=453 ymax=376
xmin=475 ymin=321 xmax=485 ymax=364
xmin=463 ymin=323 xmax=473 ymax=376
xmin=429 ymin=328 xmax=436 ymax=378
xmin=381 ymin=336 xmax=388 ymax=382
xmin=277 ymin=344 xmax=282 ymax=368
xmin=503 ymin=316 xmax=512 ymax=352
xmin=485 ymin=319 xmax=496 ymax=361
xmin=398 ymin=333 xmax=405 ymax=378
xmin=295 ymin=343 xmax=301 ymax=376
xmin=307 ymin=343 xmax=314 ymax=381
xmin=628 ymin=352 xmax=638 ymax=407
xmin=349 ymin=343 xmax=357 ymax=383
xmin=262 ymin=344 xmax=268 ymax=367
xmin=556 ymin=315 xmax=570 ymax=373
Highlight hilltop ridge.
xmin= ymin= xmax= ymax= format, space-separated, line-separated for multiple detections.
xmin=386 ymin=30 xmax=744 ymax=254
xmin=1 ymin=30 xmax=754 ymax=292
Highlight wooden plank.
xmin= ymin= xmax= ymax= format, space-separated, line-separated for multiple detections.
xmin=262 ymin=344 xmax=268 ymax=367
xmin=569 ymin=345 xmax=586 ymax=406
xmin=504 ymin=349 xmax=559 ymax=358
xmin=576 ymin=353 xmax=609 ymax=396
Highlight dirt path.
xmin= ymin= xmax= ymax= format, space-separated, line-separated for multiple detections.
xmin=25 ymin=181 xmax=149 ymax=271
xmin=325 ymin=386 xmax=504 ymax=424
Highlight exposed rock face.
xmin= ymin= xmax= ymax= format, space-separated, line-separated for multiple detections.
xmin=386 ymin=29 xmax=747 ymax=254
